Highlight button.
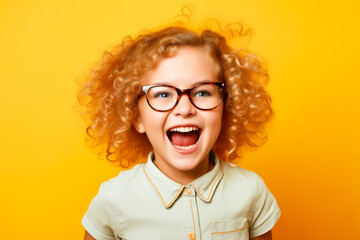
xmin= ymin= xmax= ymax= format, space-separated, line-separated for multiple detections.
xmin=188 ymin=232 xmax=196 ymax=240
xmin=184 ymin=187 xmax=191 ymax=195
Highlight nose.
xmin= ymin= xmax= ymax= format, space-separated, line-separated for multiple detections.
xmin=172 ymin=94 xmax=196 ymax=117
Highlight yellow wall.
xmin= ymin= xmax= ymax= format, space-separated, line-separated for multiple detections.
xmin=1 ymin=0 xmax=359 ymax=239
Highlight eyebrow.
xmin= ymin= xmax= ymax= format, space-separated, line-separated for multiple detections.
xmin=149 ymin=80 xmax=219 ymax=88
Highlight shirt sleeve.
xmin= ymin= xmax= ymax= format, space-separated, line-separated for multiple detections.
xmin=249 ymin=173 xmax=281 ymax=238
xmin=82 ymin=181 xmax=116 ymax=240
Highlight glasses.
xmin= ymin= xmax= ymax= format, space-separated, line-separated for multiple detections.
xmin=141 ymin=82 xmax=226 ymax=112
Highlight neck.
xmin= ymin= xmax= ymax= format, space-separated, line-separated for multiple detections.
xmin=153 ymin=153 xmax=215 ymax=185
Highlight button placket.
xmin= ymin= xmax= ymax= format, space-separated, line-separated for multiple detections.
xmin=183 ymin=186 xmax=200 ymax=240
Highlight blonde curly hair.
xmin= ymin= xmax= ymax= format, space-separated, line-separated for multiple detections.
xmin=78 ymin=23 xmax=272 ymax=168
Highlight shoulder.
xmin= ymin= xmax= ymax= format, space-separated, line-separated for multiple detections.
xmin=219 ymin=161 xmax=269 ymax=197
xmin=96 ymin=163 xmax=145 ymax=196
xmin=220 ymin=161 xmax=262 ymax=183
xmin=105 ymin=163 xmax=144 ymax=184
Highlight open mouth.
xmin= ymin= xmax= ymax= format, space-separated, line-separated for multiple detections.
xmin=166 ymin=126 xmax=201 ymax=150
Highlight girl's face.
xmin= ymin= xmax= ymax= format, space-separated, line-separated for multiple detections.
xmin=134 ymin=47 xmax=223 ymax=184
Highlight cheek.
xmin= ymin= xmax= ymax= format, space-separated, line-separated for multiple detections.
xmin=207 ymin=108 xmax=223 ymax=136
xmin=215 ymin=106 xmax=224 ymax=134
xmin=215 ymin=104 xmax=224 ymax=123
xmin=138 ymin=101 xmax=168 ymax=131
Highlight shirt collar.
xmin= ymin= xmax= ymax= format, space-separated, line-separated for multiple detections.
xmin=143 ymin=152 xmax=223 ymax=208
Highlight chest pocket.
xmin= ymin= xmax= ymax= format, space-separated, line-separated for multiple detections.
xmin=210 ymin=218 xmax=249 ymax=240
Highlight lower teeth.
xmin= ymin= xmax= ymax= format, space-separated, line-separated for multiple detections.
xmin=172 ymin=143 xmax=196 ymax=150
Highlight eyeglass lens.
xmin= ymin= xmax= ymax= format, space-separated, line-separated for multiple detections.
xmin=146 ymin=83 xmax=223 ymax=111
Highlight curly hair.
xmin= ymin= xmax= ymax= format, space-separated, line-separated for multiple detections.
xmin=78 ymin=23 xmax=272 ymax=168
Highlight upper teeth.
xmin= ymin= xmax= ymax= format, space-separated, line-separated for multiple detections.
xmin=170 ymin=127 xmax=198 ymax=133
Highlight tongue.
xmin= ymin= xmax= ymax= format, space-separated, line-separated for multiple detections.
xmin=171 ymin=132 xmax=198 ymax=146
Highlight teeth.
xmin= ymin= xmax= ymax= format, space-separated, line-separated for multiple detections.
xmin=172 ymin=143 xmax=196 ymax=150
xmin=169 ymin=127 xmax=198 ymax=133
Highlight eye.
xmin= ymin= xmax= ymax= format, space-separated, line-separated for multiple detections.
xmin=154 ymin=92 xmax=171 ymax=98
xmin=194 ymin=90 xmax=212 ymax=97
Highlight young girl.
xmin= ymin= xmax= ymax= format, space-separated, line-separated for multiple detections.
xmin=80 ymin=21 xmax=280 ymax=240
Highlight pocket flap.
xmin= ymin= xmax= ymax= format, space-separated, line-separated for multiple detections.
xmin=211 ymin=218 xmax=249 ymax=240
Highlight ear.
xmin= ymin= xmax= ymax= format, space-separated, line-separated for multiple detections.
xmin=133 ymin=116 xmax=145 ymax=133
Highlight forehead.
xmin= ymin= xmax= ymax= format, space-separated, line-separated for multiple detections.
xmin=143 ymin=47 xmax=219 ymax=88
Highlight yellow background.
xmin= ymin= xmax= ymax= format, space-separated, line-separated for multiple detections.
xmin=1 ymin=0 xmax=359 ymax=239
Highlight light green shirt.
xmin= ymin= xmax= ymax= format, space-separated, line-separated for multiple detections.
xmin=82 ymin=152 xmax=280 ymax=240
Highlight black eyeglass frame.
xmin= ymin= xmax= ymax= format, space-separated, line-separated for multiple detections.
xmin=141 ymin=82 xmax=226 ymax=112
